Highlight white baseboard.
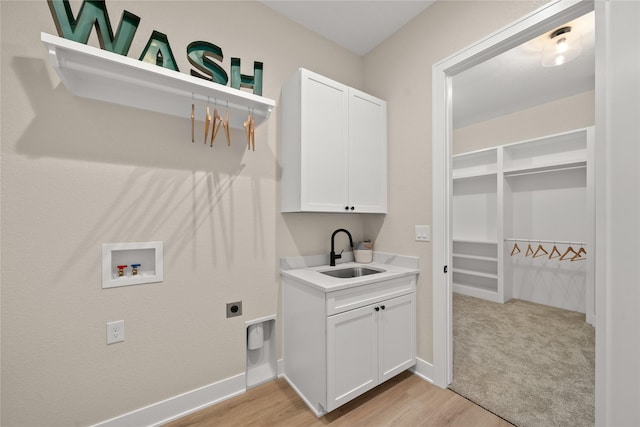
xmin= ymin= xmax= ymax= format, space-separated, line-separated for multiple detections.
xmin=91 ymin=373 xmax=246 ymax=427
xmin=92 ymin=360 xmax=286 ymax=427
xmin=282 ymin=374 xmax=326 ymax=417
xmin=277 ymin=358 xmax=284 ymax=377
xmin=410 ymin=357 xmax=434 ymax=384
xmin=91 ymin=358 xmax=430 ymax=427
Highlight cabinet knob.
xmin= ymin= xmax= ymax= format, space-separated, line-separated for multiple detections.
xmin=375 ymin=307 xmax=380 ymax=312
xmin=381 ymin=305 xmax=386 ymax=310
xmin=350 ymin=206 xmax=355 ymax=211
xmin=345 ymin=206 xmax=349 ymax=211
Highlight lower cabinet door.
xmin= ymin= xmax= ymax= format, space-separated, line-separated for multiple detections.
xmin=326 ymin=304 xmax=378 ymax=411
xmin=378 ymin=293 xmax=416 ymax=383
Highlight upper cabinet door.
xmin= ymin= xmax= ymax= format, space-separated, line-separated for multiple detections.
xmin=348 ymin=89 xmax=388 ymax=213
xmin=300 ymin=73 xmax=350 ymax=212
xmin=280 ymin=68 xmax=387 ymax=214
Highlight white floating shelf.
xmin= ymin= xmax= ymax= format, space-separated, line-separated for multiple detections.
xmin=41 ymin=33 xmax=276 ymax=130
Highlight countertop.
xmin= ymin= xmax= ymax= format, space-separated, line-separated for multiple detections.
xmin=280 ymin=252 xmax=419 ymax=292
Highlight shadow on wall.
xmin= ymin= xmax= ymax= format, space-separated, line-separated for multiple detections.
xmin=12 ymin=56 xmax=262 ymax=174
xmin=281 ymin=212 xmax=378 ymax=259
xmin=47 ymin=167 xmax=252 ymax=288
xmin=11 ymin=56 xmax=274 ymax=283
xmin=364 ymin=214 xmax=385 ymax=242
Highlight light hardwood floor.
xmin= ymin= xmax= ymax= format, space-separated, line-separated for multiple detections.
xmin=164 ymin=371 xmax=513 ymax=426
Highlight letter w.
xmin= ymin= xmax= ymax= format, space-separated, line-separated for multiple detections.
xmin=47 ymin=0 xmax=140 ymax=55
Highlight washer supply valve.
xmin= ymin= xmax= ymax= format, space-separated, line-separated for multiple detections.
xmin=131 ymin=264 xmax=141 ymax=276
xmin=117 ymin=265 xmax=128 ymax=277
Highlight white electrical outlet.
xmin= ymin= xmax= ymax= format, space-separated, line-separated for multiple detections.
xmin=415 ymin=225 xmax=431 ymax=242
xmin=106 ymin=320 xmax=125 ymax=344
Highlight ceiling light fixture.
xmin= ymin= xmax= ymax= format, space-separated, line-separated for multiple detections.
xmin=542 ymin=26 xmax=582 ymax=67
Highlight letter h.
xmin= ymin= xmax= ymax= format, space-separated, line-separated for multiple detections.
xmin=230 ymin=58 xmax=263 ymax=96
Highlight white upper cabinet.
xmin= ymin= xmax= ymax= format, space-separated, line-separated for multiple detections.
xmin=281 ymin=68 xmax=387 ymax=213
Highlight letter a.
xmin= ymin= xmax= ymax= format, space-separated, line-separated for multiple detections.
xmin=139 ymin=31 xmax=180 ymax=71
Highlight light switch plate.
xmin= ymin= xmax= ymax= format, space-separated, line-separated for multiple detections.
xmin=415 ymin=225 xmax=431 ymax=242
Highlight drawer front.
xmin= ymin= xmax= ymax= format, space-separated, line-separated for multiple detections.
xmin=326 ymin=276 xmax=416 ymax=316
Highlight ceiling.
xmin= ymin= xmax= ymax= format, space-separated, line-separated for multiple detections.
xmin=260 ymin=0 xmax=435 ymax=56
xmin=260 ymin=1 xmax=595 ymax=129
xmin=452 ymin=11 xmax=595 ymax=128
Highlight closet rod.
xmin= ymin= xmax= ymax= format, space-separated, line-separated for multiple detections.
xmin=505 ymin=238 xmax=587 ymax=246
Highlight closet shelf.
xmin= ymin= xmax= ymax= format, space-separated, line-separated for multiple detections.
xmin=452 ymin=268 xmax=498 ymax=280
xmin=452 ymin=147 xmax=497 ymax=180
xmin=453 ymin=239 xmax=498 ymax=245
xmin=41 ymin=33 xmax=276 ymax=130
xmin=503 ymin=160 xmax=586 ymax=177
xmin=452 ymin=170 xmax=497 ymax=180
xmin=452 ymin=253 xmax=498 ymax=262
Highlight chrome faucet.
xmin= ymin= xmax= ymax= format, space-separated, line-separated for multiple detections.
xmin=330 ymin=228 xmax=354 ymax=266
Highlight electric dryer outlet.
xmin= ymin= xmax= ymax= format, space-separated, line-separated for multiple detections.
xmin=226 ymin=301 xmax=242 ymax=318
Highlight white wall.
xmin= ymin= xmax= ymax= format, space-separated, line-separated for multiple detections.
xmin=453 ymin=90 xmax=595 ymax=154
xmin=596 ymin=0 xmax=640 ymax=425
xmin=1 ymin=1 xmax=365 ymax=425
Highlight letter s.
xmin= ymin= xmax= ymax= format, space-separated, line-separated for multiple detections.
xmin=187 ymin=41 xmax=228 ymax=85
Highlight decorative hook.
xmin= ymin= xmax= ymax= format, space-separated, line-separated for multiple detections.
xmin=223 ymin=110 xmax=230 ymax=146
xmin=204 ymin=97 xmax=211 ymax=144
xmin=191 ymin=97 xmax=195 ymax=143
xmin=244 ymin=107 xmax=252 ymax=150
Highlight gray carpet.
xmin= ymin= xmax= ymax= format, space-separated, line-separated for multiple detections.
xmin=450 ymin=293 xmax=595 ymax=427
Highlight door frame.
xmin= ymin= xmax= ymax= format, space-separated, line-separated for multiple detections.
xmin=431 ymin=0 xmax=599 ymax=410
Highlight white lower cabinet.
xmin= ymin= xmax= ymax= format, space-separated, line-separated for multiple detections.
xmin=283 ymin=275 xmax=416 ymax=416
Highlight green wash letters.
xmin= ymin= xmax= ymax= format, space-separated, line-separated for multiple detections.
xmin=47 ymin=0 xmax=263 ymax=95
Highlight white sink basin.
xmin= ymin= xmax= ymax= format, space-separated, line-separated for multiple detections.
xmin=320 ymin=266 xmax=386 ymax=279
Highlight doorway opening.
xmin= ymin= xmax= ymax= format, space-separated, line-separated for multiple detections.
xmin=431 ymin=1 xmax=597 ymax=425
